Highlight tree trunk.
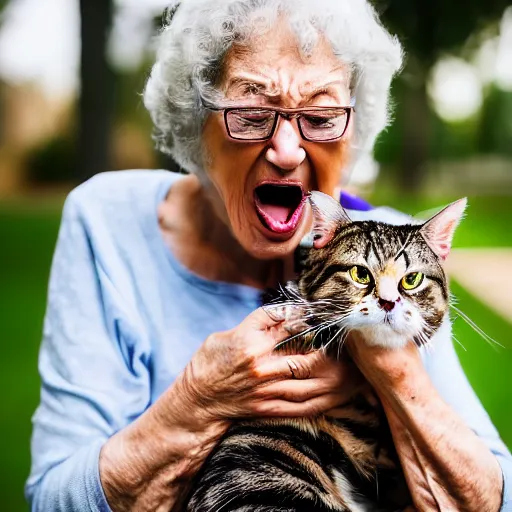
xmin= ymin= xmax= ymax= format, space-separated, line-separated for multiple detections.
xmin=76 ymin=0 xmax=115 ymax=182
xmin=399 ymin=77 xmax=430 ymax=192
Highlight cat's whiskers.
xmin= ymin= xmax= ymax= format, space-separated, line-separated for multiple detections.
xmin=311 ymin=315 xmax=351 ymax=347
xmin=320 ymin=327 xmax=345 ymax=357
xmin=449 ymin=304 xmax=503 ymax=350
xmin=337 ymin=331 xmax=351 ymax=359
xmin=274 ymin=316 xmax=343 ymax=351
xmin=312 ymin=318 xmax=342 ymax=338
xmin=414 ymin=319 xmax=434 ymax=352
xmin=411 ymin=322 xmax=431 ymax=352
xmin=416 ymin=330 xmax=433 ymax=353
xmin=333 ymin=328 xmax=350 ymax=360
xmin=274 ymin=324 xmax=320 ymax=349
xmin=452 ymin=333 xmax=467 ymax=352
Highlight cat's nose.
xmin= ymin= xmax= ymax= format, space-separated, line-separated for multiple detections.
xmin=378 ymin=298 xmax=396 ymax=312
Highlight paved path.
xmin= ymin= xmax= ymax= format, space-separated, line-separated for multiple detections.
xmin=445 ymin=248 xmax=512 ymax=322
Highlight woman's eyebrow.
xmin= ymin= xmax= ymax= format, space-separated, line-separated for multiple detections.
xmin=225 ymin=74 xmax=276 ymax=95
xmin=225 ymin=75 xmax=347 ymax=102
xmin=299 ymin=80 xmax=347 ymax=101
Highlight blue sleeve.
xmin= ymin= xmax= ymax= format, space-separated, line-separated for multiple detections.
xmin=425 ymin=337 xmax=512 ymax=512
xmin=25 ymin=186 xmax=151 ymax=511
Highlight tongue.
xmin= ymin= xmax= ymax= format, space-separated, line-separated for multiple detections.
xmin=259 ymin=204 xmax=292 ymax=223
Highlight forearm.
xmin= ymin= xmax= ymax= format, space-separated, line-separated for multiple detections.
xmin=100 ymin=375 xmax=228 ymax=511
xmin=380 ymin=371 xmax=502 ymax=511
xmin=351 ymin=342 xmax=503 ymax=512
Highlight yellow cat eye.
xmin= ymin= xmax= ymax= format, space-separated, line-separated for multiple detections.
xmin=349 ymin=266 xmax=372 ymax=285
xmin=401 ymin=272 xmax=424 ymax=290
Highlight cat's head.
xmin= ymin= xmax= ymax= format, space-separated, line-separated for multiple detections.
xmin=296 ymin=192 xmax=466 ymax=349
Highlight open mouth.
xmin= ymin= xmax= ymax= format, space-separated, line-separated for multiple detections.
xmin=254 ymin=183 xmax=307 ymax=234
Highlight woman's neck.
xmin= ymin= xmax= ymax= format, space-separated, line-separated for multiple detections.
xmin=158 ymin=175 xmax=293 ymax=290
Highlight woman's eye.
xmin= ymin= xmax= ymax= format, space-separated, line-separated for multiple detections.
xmin=303 ymin=115 xmax=334 ymax=127
xmin=349 ymin=266 xmax=371 ymax=285
xmin=239 ymin=114 xmax=271 ymax=126
xmin=245 ymin=84 xmax=262 ymax=95
xmin=401 ymin=272 xmax=424 ymax=290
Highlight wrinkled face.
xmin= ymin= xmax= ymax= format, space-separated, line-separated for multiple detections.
xmin=298 ymin=222 xmax=449 ymax=350
xmin=201 ymin=20 xmax=353 ymax=260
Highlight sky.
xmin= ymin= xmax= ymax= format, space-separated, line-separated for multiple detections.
xmin=0 ymin=0 xmax=510 ymax=121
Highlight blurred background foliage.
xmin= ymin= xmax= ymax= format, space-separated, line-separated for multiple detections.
xmin=0 ymin=0 xmax=511 ymax=510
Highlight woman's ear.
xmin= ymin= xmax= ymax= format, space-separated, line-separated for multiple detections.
xmin=308 ymin=191 xmax=351 ymax=249
xmin=420 ymin=198 xmax=467 ymax=260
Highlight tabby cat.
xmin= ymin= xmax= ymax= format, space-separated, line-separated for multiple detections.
xmin=185 ymin=191 xmax=467 ymax=512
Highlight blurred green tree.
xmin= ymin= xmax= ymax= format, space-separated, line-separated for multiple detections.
xmin=478 ymin=86 xmax=512 ymax=157
xmin=374 ymin=0 xmax=510 ymax=190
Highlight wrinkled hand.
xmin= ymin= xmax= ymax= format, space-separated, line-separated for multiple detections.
xmin=99 ymin=310 xmax=364 ymax=511
xmin=175 ymin=307 xmax=363 ymax=430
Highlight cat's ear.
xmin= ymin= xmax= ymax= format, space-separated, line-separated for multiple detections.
xmin=309 ymin=191 xmax=352 ymax=249
xmin=420 ymin=198 xmax=467 ymax=260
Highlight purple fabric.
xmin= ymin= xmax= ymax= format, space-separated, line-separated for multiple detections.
xmin=340 ymin=191 xmax=373 ymax=211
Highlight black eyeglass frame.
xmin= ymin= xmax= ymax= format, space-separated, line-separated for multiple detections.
xmin=202 ymin=100 xmax=355 ymax=142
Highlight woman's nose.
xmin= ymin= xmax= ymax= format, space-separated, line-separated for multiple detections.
xmin=265 ymin=118 xmax=306 ymax=172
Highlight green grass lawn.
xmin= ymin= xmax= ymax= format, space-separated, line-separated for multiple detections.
xmin=0 ymin=193 xmax=511 ymax=511
xmin=450 ymin=281 xmax=512 ymax=448
xmin=1 ymin=201 xmax=63 ymax=512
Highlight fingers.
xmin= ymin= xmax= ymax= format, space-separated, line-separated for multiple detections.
xmin=254 ymin=305 xmax=309 ymax=337
xmin=242 ymin=306 xmax=311 ymax=358
xmin=247 ymin=305 xmax=289 ymax=328
xmin=254 ymin=378 xmax=337 ymax=402
xmin=255 ymin=351 xmax=325 ymax=381
xmin=241 ymin=307 xmax=301 ymax=351
xmin=252 ymin=392 xmax=347 ymax=417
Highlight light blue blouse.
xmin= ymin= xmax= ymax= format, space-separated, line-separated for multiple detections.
xmin=25 ymin=170 xmax=512 ymax=511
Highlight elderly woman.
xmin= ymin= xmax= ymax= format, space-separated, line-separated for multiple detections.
xmin=26 ymin=0 xmax=511 ymax=510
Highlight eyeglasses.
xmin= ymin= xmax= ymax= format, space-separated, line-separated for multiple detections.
xmin=202 ymin=100 xmax=355 ymax=142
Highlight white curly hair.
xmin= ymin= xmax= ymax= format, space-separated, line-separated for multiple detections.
xmin=143 ymin=0 xmax=403 ymax=175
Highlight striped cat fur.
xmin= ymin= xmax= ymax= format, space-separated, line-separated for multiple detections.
xmin=184 ymin=192 xmax=467 ymax=512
